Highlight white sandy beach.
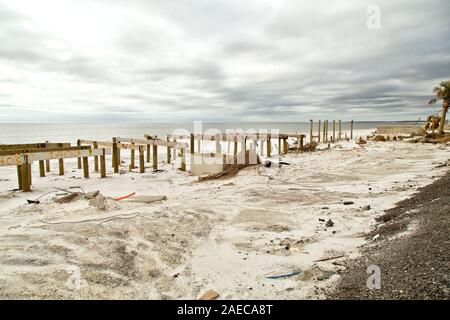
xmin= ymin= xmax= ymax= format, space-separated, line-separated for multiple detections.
xmin=0 ymin=129 xmax=449 ymax=299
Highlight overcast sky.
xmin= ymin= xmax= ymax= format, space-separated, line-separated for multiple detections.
xmin=0 ymin=0 xmax=449 ymax=122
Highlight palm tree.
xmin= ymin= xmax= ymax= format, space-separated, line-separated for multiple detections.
xmin=428 ymin=80 xmax=450 ymax=134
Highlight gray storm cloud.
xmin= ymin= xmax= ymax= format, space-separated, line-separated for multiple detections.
xmin=0 ymin=0 xmax=449 ymax=122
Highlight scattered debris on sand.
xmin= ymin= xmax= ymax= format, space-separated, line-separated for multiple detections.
xmin=198 ymin=289 xmax=220 ymax=300
xmin=120 ymin=195 xmax=167 ymax=203
xmin=54 ymin=192 xmax=80 ymax=204
xmin=88 ymin=194 xmax=106 ymax=210
xmin=372 ymin=135 xmax=386 ymax=142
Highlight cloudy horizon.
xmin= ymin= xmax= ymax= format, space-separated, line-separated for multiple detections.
xmin=0 ymin=0 xmax=449 ymax=123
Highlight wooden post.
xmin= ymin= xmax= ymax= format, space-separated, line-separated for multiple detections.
xmin=323 ymin=121 xmax=327 ymax=142
xmin=350 ymin=120 xmax=354 ymax=140
xmin=310 ymin=119 xmax=313 ymax=143
xmin=318 ymin=120 xmax=321 ymax=142
xmin=152 ymin=145 xmax=158 ymax=171
xmin=180 ymin=147 xmax=186 ymax=171
xmin=82 ymin=157 xmax=89 ymax=178
xmin=59 ymin=159 xmax=64 ymax=175
xmin=333 ymin=120 xmax=336 ymax=142
xmin=117 ymin=144 xmax=121 ymax=168
xmin=139 ymin=145 xmax=145 ymax=173
xmin=339 ymin=120 xmax=342 ymax=140
xmin=93 ymin=141 xmax=99 ymax=172
xmin=16 ymin=165 xmax=22 ymax=190
xmin=45 ymin=140 xmax=50 ymax=172
xmin=327 ymin=120 xmax=330 ymax=141
xmin=283 ymin=138 xmax=288 ymax=154
xmin=146 ymin=144 xmax=150 ymax=163
xmin=167 ymin=136 xmax=171 ymax=164
xmin=112 ymin=137 xmax=119 ymax=173
xmin=100 ymin=151 xmax=106 ymax=178
xmin=234 ymin=138 xmax=238 ymax=163
xmin=190 ymin=134 xmax=195 ymax=155
xmin=278 ymin=137 xmax=282 ymax=155
xmin=172 ymin=138 xmax=177 ymax=160
xmin=300 ymin=135 xmax=304 ymax=152
xmin=39 ymin=160 xmax=45 ymax=177
xmin=21 ymin=162 xmax=31 ymax=192
xmin=244 ymin=138 xmax=249 ymax=165
xmin=267 ymin=135 xmax=271 ymax=157
xmin=130 ymin=142 xmax=135 ymax=170
xmin=77 ymin=139 xmax=82 ymax=169
xmin=215 ymin=135 xmax=221 ymax=154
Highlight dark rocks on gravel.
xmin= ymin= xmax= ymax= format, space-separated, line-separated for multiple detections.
xmin=327 ymin=170 xmax=450 ymax=300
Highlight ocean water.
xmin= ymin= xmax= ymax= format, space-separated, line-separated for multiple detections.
xmin=0 ymin=121 xmax=421 ymax=144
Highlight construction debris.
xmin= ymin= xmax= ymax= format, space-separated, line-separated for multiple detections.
xmin=121 ymin=195 xmax=167 ymax=203
xmin=84 ymin=190 xmax=100 ymax=200
xmin=314 ymin=254 xmax=345 ymax=262
xmin=54 ymin=192 xmax=80 ymax=204
xmin=198 ymin=289 xmax=220 ymax=300
xmin=296 ymin=266 xmax=321 ymax=281
xmin=372 ymin=135 xmax=386 ymax=142
xmin=266 ymin=271 xmax=301 ymax=279
xmin=302 ymin=141 xmax=318 ymax=152
xmin=198 ymin=158 xmax=261 ymax=182
xmin=88 ymin=195 xmax=106 ymax=210
xmin=317 ymin=270 xmax=337 ymax=281
xmin=114 ymin=192 xmax=136 ymax=201
xmin=357 ymin=137 xmax=367 ymax=145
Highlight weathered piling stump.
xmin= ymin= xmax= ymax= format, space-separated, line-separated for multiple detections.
xmin=77 ymin=139 xmax=82 ymax=169
xmin=139 ymin=145 xmax=145 ymax=173
xmin=112 ymin=137 xmax=119 ymax=173
xmin=172 ymin=138 xmax=177 ymax=160
xmin=94 ymin=141 xmax=99 ymax=172
xmin=333 ymin=120 xmax=336 ymax=142
xmin=21 ymin=162 xmax=31 ymax=192
xmin=350 ymin=120 xmax=354 ymax=140
xmin=318 ymin=120 xmax=321 ymax=142
xmin=45 ymin=140 xmax=50 ymax=172
xmin=167 ymin=136 xmax=171 ymax=164
xmin=100 ymin=152 xmax=106 ymax=178
xmin=82 ymin=157 xmax=89 ymax=178
xmin=152 ymin=145 xmax=158 ymax=171
xmin=180 ymin=147 xmax=186 ymax=171
xmin=39 ymin=160 xmax=45 ymax=177
xmin=233 ymin=138 xmax=238 ymax=163
xmin=130 ymin=142 xmax=135 ymax=170
xmin=16 ymin=165 xmax=22 ymax=190
xmin=59 ymin=159 xmax=64 ymax=175
xmin=190 ymin=134 xmax=195 ymax=155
